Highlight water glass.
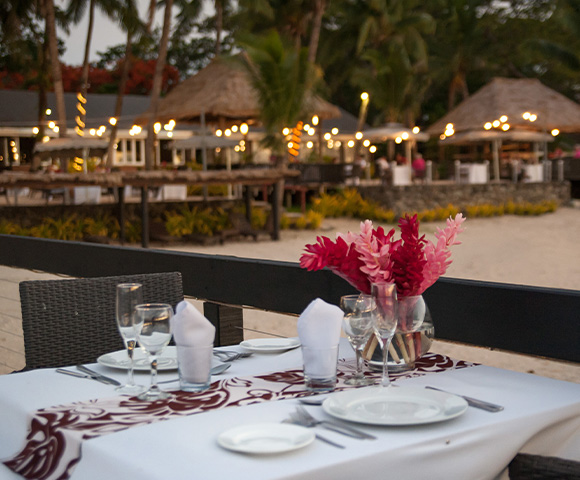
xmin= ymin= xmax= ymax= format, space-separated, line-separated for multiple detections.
xmin=177 ymin=344 xmax=213 ymax=392
xmin=371 ymin=282 xmax=398 ymax=388
xmin=340 ymin=294 xmax=375 ymax=386
xmin=301 ymin=345 xmax=339 ymax=392
xmin=115 ymin=283 xmax=146 ymax=395
xmin=135 ymin=303 xmax=174 ymax=401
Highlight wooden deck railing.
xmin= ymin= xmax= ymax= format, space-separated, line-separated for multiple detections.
xmin=0 ymin=234 xmax=578 ymax=363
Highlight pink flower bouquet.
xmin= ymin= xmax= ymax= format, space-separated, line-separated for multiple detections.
xmin=300 ymin=213 xmax=466 ymax=297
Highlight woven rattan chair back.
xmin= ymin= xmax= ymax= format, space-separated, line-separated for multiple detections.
xmin=19 ymin=272 xmax=184 ymax=370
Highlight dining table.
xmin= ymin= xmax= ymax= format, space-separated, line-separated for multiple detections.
xmin=0 ymin=338 xmax=578 ymax=480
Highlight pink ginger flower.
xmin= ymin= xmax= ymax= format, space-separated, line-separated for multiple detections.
xmin=418 ymin=213 xmax=466 ymax=294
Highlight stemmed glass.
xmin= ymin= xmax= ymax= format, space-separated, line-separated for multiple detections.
xmin=115 ymin=283 xmax=146 ymax=395
xmin=370 ymin=282 xmax=398 ymax=388
xmin=340 ymin=294 xmax=375 ymax=386
xmin=134 ymin=303 xmax=174 ymax=401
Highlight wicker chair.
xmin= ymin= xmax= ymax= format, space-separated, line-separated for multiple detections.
xmin=509 ymin=453 xmax=580 ymax=479
xmin=19 ymin=272 xmax=184 ymax=370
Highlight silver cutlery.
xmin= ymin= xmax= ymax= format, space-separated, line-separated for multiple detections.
xmin=213 ymin=351 xmax=253 ymax=362
xmin=157 ymin=363 xmax=232 ymax=384
xmin=291 ymin=405 xmax=376 ymax=440
xmin=76 ymin=365 xmax=122 ymax=386
xmin=425 ymin=386 xmax=504 ymax=412
xmin=282 ymin=419 xmax=344 ymax=449
xmin=56 ymin=368 xmax=120 ymax=386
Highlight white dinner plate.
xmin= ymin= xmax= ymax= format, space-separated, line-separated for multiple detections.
xmin=217 ymin=423 xmax=314 ymax=454
xmin=97 ymin=346 xmax=178 ymax=371
xmin=239 ymin=337 xmax=301 ymax=353
xmin=322 ymin=386 xmax=468 ymax=426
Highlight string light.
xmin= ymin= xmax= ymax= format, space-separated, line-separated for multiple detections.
xmin=154 ymin=122 xmax=162 ymax=134
xmin=109 ymin=117 xmax=117 ymax=126
xmin=311 ymin=115 xmax=319 ymax=126
xmin=412 ymin=126 xmax=420 ymax=134
xmin=401 ymin=132 xmax=409 ymax=140
xmin=347 ymin=140 xmax=355 ymax=148
xmin=240 ymin=123 xmax=249 ymax=135
xmin=369 ymin=145 xmax=377 ymax=153
xmin=355 ymin=132 xmax=363 ymax=140
xmin=215 ymin=129 xmax=223 ymax=137
xmin=331 ymin=128 xmax=339 ymax=135
xmin=551 ymin=129 xmax=560 ymax=136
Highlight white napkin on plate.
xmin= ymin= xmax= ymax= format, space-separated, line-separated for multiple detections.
xmin=297 ymin=298 xmax=343 ymax=348
xmin=171 ymin=301 xmax=216 ymax=383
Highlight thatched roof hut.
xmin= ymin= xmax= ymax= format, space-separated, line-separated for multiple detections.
xmin=428 ymin=77 xmax=580 ymax=137
xmin=137 ymin=56 xmax=341 ymax=127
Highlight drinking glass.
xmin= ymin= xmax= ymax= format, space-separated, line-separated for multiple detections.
xmin=370 ymin=282 xmax=398 ymax=388
xmin=135 ymin=303 xmax=174 ymax=401
xmin=115 ymin=283 xmax=146 ymax=394
xmin=339 ymin=294 xmax=375 ymax=386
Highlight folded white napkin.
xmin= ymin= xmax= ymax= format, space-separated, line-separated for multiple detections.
xmin=297 ymin=298 xmax=343 ymax=348
xmin=171 ymin=301 xmax=216 ymax=384
xmin=171 ymin=300 xmax=215 ymax=347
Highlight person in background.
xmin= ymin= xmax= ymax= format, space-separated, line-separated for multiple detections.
xmin=412 ymin=154 xmax=426 ymax=183
xmin=376 ymin=156 xmax=391 ymax=185
xmin=574 ymin=144 xmax=580 ymax=159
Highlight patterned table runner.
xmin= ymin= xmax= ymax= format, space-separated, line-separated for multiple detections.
xmin=4 ymin=354 xmax=474 ymax=480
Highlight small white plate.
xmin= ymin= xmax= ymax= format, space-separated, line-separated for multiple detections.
xmin=239 ymin=337 xmax=301 ymax=353
xmin=322 ymin=386 xmax=468 ymax=426
xmin=98 ymin=346 xmax=178 ymax=371
xmin=217 ymin=423 xmax=314 ymax=454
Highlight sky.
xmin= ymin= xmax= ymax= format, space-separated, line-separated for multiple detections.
xmin=57 ymin=0 xmax=213 ymax=66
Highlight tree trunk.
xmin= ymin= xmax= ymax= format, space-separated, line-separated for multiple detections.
xmin=144 ymin=0 xmax=173 ymax=170
xmin=215 ymin=0 xmax=223 ymax=56
xmin=146 ymin=0 xmax=156 ymax=33
xmin=307 ymin=0 xmax=326 ymax=64
xmin=106 ymin=34 xmax=133 ymax=170
xmin=44 ymin=0 xmax=67 ymax=137
xmin=78 ymin=0 xmax=96 ymax=135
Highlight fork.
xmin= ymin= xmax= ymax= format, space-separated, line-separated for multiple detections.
xmin=213 ymin=351 xmax=253 ymax=362
xmin=292 ymin=406 xmax=376 ymax=440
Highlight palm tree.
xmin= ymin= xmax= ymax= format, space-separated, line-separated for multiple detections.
xmin=105 ymin=1 xmax=142 ymax=169
xmin=65 ymin=0 xmax=123 ymax=136
xmin=236 ymin=29 xmax=319 ymax=159
xmin=43 ymin=0 xmax=68 ymax=137
xmin=144 ymin=0 xmax=173 ymax=170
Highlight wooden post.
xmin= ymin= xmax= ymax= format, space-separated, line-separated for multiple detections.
xmin=141 ymin=186 xmax=149 ymax=248
xmin=203 ymin=302 xmax=244 ymax=347
xmin=272 ymin=180 xmax=281 ymax=240
xmin=117 ymin=186 xmax=125 ymax=244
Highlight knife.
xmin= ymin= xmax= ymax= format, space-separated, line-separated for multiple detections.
xmin=426 ymin=386 xmax=504 ymax=412
xmin=56 ymin=368 xmax=115 ymax=385
xmin=75 ymin=365 xmax=122 ymax=386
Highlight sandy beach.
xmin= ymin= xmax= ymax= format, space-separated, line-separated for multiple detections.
xmin=163 ymin=205 xmax=580 ymax=383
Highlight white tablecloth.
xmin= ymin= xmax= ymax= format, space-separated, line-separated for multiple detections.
xmin=392 ymin=165 xmax=412 ymax=185
xmin=522 ymin=164 xmax=544 ymax=182
xmin=73 ymin=186 xmax=101 ymax=205
xmin=156 ymin=185 xmax=187 ymax=201
xmin=1 ymin=339 xmax=579 ymax=480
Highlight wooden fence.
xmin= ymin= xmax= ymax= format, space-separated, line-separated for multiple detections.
xmin=0 ymin=234 xmax=578 ymax=363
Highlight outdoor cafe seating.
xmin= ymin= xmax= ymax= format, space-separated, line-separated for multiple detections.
xmin=0 ymin=237 xmax=578 ymax=480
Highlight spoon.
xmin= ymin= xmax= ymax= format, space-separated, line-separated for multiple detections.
xmin=158 ymin=363 xmax=231 ymax=384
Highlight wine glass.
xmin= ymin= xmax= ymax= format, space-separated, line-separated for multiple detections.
xmin=340 ymin=294 xmax=375 ymax=386
xmin=135 ymin=303 xmax=174 ymax=401
xmin=370 ymin=282 xmax=398 ymax=388
xmin=115 ymin=283 xmax=146 ymax=395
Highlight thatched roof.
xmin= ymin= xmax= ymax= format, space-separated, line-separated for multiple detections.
xmin=33 ymin=136 xmax=109 ymax=160
xmin=427 ymin=77 xmax=580 ymax=136
xmin=136 ymin=56 xmax=341 ymax=126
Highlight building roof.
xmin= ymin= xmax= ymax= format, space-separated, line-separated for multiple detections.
xmin=0 ymin=89 xmax=151 ymax=131
xmin=427 ymin=77 xmax=580 ymax=138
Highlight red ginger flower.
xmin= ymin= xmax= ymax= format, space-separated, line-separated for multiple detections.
xmin=300 ymin=214 xmax=465 ymax=298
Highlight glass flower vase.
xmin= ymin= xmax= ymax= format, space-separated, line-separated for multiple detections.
xmin=368 ymin=294 xmax=434 ymax=373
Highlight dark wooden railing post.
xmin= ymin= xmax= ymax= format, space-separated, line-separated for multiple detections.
xmin=203 ymin=302 xmax=244 ymax=347
xmin=141 ymin=186 xmax=149 ymax=248
xmin=117 ymin=186 xmax=125 ymax=245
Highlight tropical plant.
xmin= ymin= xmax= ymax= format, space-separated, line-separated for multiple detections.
xmin=236 ymin=29 xmax=320 ymax=157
